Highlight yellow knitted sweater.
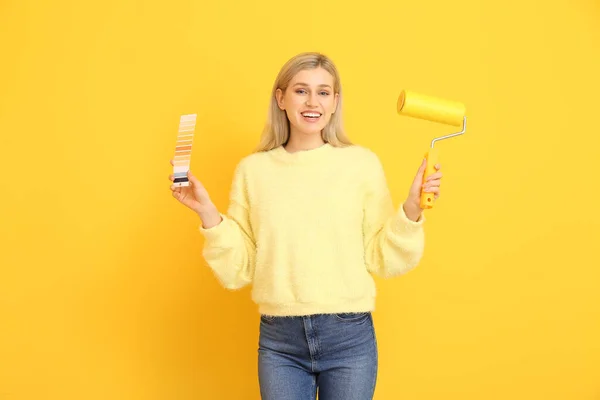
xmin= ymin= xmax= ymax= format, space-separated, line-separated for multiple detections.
xmin=199 ymin=143 xmax=425 ymax=316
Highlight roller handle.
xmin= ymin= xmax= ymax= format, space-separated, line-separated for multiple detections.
xmin=421 ymin=147 xmax=439 ymax=209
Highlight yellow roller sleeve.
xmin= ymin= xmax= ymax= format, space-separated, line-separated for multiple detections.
xmin=397 ymin=90 xmax=465 ymax=127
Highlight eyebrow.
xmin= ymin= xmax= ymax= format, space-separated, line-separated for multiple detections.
xmin=293 ymin=82 xmax=332 ymax=89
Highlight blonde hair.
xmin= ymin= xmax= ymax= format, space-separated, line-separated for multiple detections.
xmin=254 ymin=52 xmax=352 ymax=152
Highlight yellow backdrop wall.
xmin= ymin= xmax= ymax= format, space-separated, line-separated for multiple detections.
xmin=1 ymin=0 xmax=599 ymax=399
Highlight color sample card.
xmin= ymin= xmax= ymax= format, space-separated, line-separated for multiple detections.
xmin=172 ymin=113 xmax=197 ymax=187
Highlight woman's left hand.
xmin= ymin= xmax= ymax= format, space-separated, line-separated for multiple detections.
xmin=403 ymin=158 xmax=443 ymax=220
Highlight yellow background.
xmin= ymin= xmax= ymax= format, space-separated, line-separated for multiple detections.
xmin=1 ymin=0 xmax=599 ymax=399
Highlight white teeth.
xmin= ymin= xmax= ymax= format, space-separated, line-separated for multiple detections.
xmin=302 ymin=112 xmax=321 ymax=117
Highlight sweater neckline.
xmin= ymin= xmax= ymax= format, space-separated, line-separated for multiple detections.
xmin=271 ymin=142 xmax=333 ymax=163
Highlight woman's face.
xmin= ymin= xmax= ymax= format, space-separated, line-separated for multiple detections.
xmin=276 ymin=67 xmax=339 ymax=139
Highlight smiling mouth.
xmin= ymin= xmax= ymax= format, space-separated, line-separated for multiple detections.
xmin=301 ymin=111 xmax=322 ymax=120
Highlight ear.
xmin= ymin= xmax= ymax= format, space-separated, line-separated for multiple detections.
xmin=275 ymin=88 xmax=285 ymax=110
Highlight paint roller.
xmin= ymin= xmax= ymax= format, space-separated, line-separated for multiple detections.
xmin=397 ymin=90 xmax=467 ymax=209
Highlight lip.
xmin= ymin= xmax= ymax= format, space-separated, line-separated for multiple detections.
xmin=300 ymin=110 xmax=322 ymax=116
xmin=300 ymin=111 xmax=322 ymax=123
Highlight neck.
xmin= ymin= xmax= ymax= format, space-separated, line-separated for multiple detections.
xmin=284 ymin=130 xmax=325 ymax=153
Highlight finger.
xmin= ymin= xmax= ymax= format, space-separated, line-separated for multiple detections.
xmin=425 ymin=180 xmax=442 ymax=190
xmin=434 ymin=163 xmax=441 ymax=170
xmin=414 ymin=158 xmax=427 ymax=182
xmin=422 ymin=185 xmax=440 ymax=194
xmin=426 ymin=172 xmax=443 ymax=182
xmin=168 ymin=174 xmax=174 ymax=181
xmin=187 ymin=170 xmax=203 ymax=187
xmin=170 ymin=159 xmax=174 ymax=166
xmin=424 ymin=177 xmax=441 ymax=186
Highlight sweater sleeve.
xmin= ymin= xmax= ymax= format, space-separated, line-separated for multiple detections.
xmin=198 ymin=160 xmax=256 ymax=290
xmin=362 ymin=152 xmax=426 ymax=278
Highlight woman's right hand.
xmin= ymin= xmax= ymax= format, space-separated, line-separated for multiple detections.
xmin=169 ymin=159 xmax=222 ymax=228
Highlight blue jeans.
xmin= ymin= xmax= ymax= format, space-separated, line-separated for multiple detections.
xmin=258 ymin=312 xmax=378 ymax=399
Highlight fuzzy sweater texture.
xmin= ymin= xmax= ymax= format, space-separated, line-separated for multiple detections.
xmin=199 ymin=143 xmax=426 ymax=317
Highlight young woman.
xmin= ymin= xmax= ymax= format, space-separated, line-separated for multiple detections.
xmin=169 ymin=52 xmax=442 ymax=400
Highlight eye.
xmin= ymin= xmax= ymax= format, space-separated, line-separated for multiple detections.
xmin=319 ymin=91 xmax=330 ymax=96
xmin=295 ymin=89 xmax=307 ymax=94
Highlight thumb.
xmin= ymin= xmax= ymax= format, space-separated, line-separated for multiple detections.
xmin=187 ymin=170 xmax=201 ymax=186
xmin=415 ymin=158 xmax=427 ymax=180
xmin=187 ymin=170 xmax=208 ymax=194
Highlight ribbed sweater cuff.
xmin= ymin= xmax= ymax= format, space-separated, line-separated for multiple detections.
xmin=393 ymin=204 xmax=425 ymax=234
xmin=198 ymin=213 xmax=228 ymax=241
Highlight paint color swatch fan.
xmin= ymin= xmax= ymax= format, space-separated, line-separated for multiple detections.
xmin=397 ymin=90 xmax=466 ymax=209
xmin=172 ymin=113 xmax=197 ymax=187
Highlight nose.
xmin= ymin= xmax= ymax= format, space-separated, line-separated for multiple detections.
xmin=306 ymin=92 xmax=318 ymax=107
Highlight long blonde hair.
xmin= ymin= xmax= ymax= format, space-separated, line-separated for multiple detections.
xmin=254 ymin=52 xmax=353 ymax=152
